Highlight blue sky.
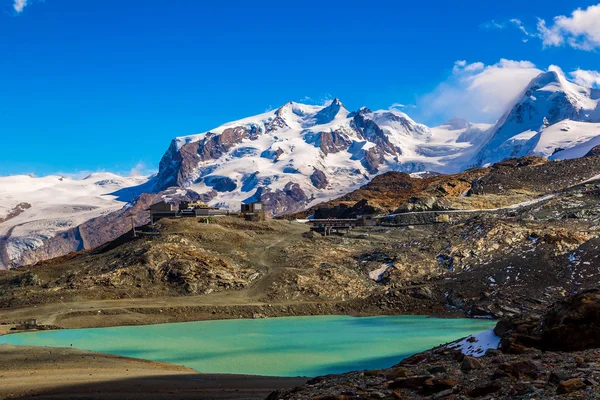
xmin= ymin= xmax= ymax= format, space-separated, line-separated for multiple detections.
xmin=2 ymin=0 xmax=600 ymax=176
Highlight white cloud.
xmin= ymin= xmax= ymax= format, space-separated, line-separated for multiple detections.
xmin=13 ymin=0 xmax=28 ymax=13
xmin=537 ymin=4 xmax=600 ymax=50
xmin=128 ymin=161 xmax=154 ymax=177
xmin=296 ymin=94 xmax=333 ymax=106
xmin=481 ymin=20 xmax=505 ymax=30
xmin=452 ymin=60 xmax=484 ymax=74
xmin=509 ymin=19 xmax=534 ymax=37
xmin=569 ymin=68 xmax=600 ymax=88
xmin=481 ymin=18 xmax=537 ymax=42
xmin=536 ymin=19 xmax=564 ymax=47
xmin=485 ymin=5 xmax=600 ymax=51
xmin=51 ymin=170 xmax=102 ymax=180
xmin=416 ymin=59 xmax=542 ymax=124
xmin=389 ymin=103 xmax=416 ymax=110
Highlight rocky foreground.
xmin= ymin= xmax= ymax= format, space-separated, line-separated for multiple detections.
xmin=271 ymin=290 xmax=600 ymax=399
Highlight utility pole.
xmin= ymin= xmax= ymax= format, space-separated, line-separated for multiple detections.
xmin=131 ymin=216 xmax=137 ymax=238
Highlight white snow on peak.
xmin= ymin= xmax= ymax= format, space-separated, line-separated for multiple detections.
xmin=158 ymin=98 xmax=497 ymax=214
xmin=537 ymin=120 xmax=600 ymax=160
xmin=0 ymin=174 xmax=150 ymax=269
xmin=158 ymin=73 xmax=600 ymax=215
xmin=477 ymin=70 xmax=600 ymax=166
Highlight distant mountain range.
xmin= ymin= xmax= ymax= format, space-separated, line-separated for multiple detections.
xmin=1 ymin=67 xmax=600 ymax=269
xmin=152 ymin=98 xmax=489 ymax=217
xmin=153 ymin=68 xmax=600 ymax=216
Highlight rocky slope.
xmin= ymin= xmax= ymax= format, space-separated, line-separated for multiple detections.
xmin=2 ymin=156 xmax=600 ymax=329
xmin=296 ymin=154 xmax=600 ymax=219
xmin=272 ymin=290 xmax=600 ymax=400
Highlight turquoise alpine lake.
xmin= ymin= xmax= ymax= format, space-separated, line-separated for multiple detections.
xmin=0 ymin=315 xmax=495 ymax=377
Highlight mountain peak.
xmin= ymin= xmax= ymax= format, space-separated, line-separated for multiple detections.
xmin=330 ymin=97 xmax=343 ymax=107
xmin=275 ymin=101 xmax=294 ymax=117
xmin=528 ymin=70 xmax=564 ymax=90
xmin=312 ymin=97 xmax=347 ymax=125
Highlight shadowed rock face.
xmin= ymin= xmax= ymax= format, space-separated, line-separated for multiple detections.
xmin=310 ymin=169 xmax=328 ymax=189
xmin=319 ymin=131 xmax=351 ymax=155
xmin=155 ymin=140 xmax=202 ymax=190
xmin=363 ymin=147 xmax=384 ymax=173
xmin=204 ymin=176 xmax=237 ymax=192
xmin=541 ymin=290 xmax=600 ymax=351
xmin=498 ymin=289 xmax=600 ymax=353
xmin=313 ymin=199 xmax=376 ymax=219
xmin=260 ymin=182 xmax=309 ymax=217
xmin=199 ymin=127 xmax=256 ymax=161
xmin=154 ymin=126 xmax=257 ymax=192
xmin=0 ymin=202 xmax=31 ymax=227
xmin=352 ymin=112 xmax=400 ymax=154
xmin=585 ymin=145 xmax=600 ymax=157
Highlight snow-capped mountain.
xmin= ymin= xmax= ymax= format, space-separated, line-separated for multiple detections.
xmin=0 ymin=173 xmax=150 ymax=269
xmin=476 ymin=69 xmax=600 ymax=166
xmin=153 ymin=99 xmax=491 ymax=216
xmin=154 ymin=68 xmax=600 ymax=217
xmin=4 ymin=66 xmax=600 ymax=269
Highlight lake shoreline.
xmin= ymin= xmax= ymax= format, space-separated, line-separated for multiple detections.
xmin=1 ymin=315 xmax=496 ymax=378
xmin=0 ymin=312 xmax=496 ymax=399
xmin=0 ymin=294 xmax=470 ymax=334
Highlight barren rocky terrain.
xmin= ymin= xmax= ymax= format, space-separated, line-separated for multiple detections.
xmin=2 ymin=155 xmax=600 ymax=400
xmin=1 ymin=156 xmax=600 ymax=331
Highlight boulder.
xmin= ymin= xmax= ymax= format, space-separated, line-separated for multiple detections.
xmin=540 ymin=289 xmax=600 ymax=351
xmin=388 ymin=375 xmax=431 ymax=389
xmin=467 ymin=383 xmax=501 ymax=397
xmin=427 ymin=366 xmax=447 ymax=374
xmin=461 ymin=356 xmax=482 ymax=372
xmin=422 ymin=378 xmax=457 ymax=394
xmin=549 ymin=370 xmax=570 ymax=384
xmin=385 ymin=367 xmax=409 ymax=380
xmin=557 ymin=378 xmax=586 ymax=394
xmin=499 ymin=361 xmax=540 ymax=379
xmin=585 ymin=145 xmax=600 ymax=157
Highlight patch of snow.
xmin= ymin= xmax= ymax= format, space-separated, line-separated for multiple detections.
xmin=369 ymin=264 xmax=390 ymax=281
xmin=448 ymin=329 xmax=501 ymax=357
